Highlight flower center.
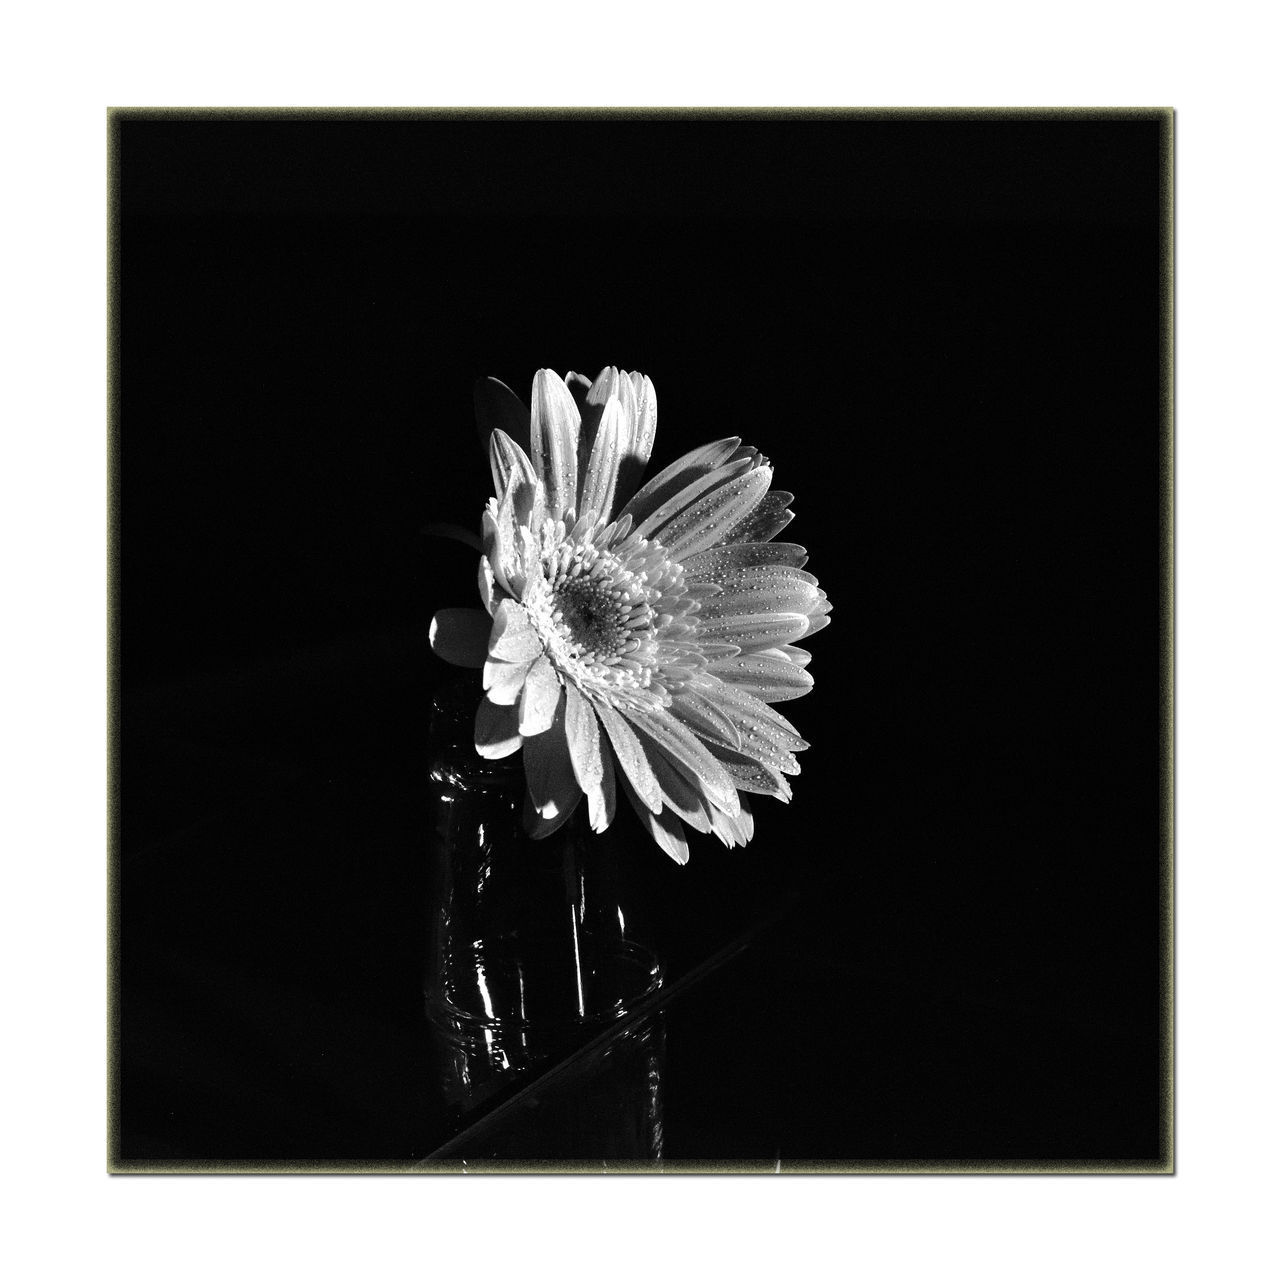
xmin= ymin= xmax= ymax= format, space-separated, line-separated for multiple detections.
xmin=552 ymin=574 xmax=645 ymax=662
xmin=517 ymin=513 xmax=705 ymax=708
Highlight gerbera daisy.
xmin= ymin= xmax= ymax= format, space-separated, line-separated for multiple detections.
xmin=429 ymin=367 xmax=830 ymax=863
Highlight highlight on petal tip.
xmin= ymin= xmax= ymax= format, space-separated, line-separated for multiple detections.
xmin=434 ymin=365 xmax=828 ymax=860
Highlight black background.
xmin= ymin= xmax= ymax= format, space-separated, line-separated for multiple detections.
xmin=115 ymin=112 xmax=1165 ymax=1165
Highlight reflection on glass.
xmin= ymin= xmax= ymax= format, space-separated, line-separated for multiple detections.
xmin=423 ymin=678 xmax=665 ymax=1155
xmin=435 ymin=1014 xmax=666 ymax=1162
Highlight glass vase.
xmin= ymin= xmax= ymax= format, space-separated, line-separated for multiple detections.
xmin=423 ymin=677 xmax=665 ymax=1130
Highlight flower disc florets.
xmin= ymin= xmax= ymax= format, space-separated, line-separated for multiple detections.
xmin=514 ymin=510 xmax=708 ymax=712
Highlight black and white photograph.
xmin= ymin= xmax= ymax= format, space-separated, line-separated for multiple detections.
xmin=110 ymin=109 xmax=1170 ymax=1171
xmin=12 ymin=0 xmax=1280 ymax=1266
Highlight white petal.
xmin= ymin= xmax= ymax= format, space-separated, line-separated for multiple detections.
xmin=522 ymin=695 xmax=580 ymax=818
xmin=488 ymin=428 xmax=536 ymax=500
xmin=518 ymin=655 xmax=562 ymax=737
xmin=576 ymin=369 xmax=624 ymax=470
xmin=474 ymin=699 xmax=522 ymax=759
xmin=777 ymin=643 xmax=813 ymax=669
xmin=695 ymin=566 xmax=820 ymax=622
xmin=619 ymin=706 xmax=740 ymax=817
xmin=709 ymin=795 xmax=754 ymax=847
xmin=711 ymin=747 xmax=793 ymax=801
xmin=666 ymin=690 xmax=742 ymax=752
xmin=429 ymin=608 xmax=490 ymax=668
xmin=616 ymin=770 xmax=689 ymax=865
xmin=488 ymin=599 xmax=542 ymax=663
xmin=719 ymin=491 xmax=794 ymax=545
xmin=577 ymin=369 xmax=639 ymax=517
xmin=695 ymin=642 xmax=742 ymax=661
xmin=523 ymin=787 xmax=582 ymax=840
xmin=477 ymin=554 xmax=503 ymax=617
xmin=577 ymin=397 xmax=626 ymax=523
xmin=487 ymin=473 xmax=523 ymax=594
xmin=612 ymin=369 xmax=639 ymax=442
xmin=647 ymin=809 xmax=690 ymax=864
xmin=593 ymin=702 xmax=662 ymax=815
xmin=587 ymin=746 xmax=617 ymax=833
xmin=706 ymin=651 xmax=815 ymax=703
xmin=612 ymin=371 xmax=657 ymax=511
xmin=617 ymin=438 xmax=742 ymax=527
xmin=482 ymin=656 xmax=533 ymax=705
xmin=656 ymin=467 xmax=773 ymax=561
xmin=632 ymin=458 xmax=756 ymax=544
xmin=563 ymin=683 xmax=604 ymax=791
xmin=644 ymin=748 xmax=714 ymax=834
xmin=583 ymin=365 xmax=619 ymax=403
xmin=697 ymin=611 xmax=812 ymax=649
xmin=698 ymin=680 xmax=808 ymax=750
xmin=529 ymin=369 xmax=580 ymax=517
xmin=682 ymin=541 xmax=809 ymax=577
xmin=696 ymin=687 xmax=802 ymax=777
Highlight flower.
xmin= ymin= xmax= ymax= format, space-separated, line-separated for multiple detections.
xmin=429 ymin=367 xmax=830 ymax=863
